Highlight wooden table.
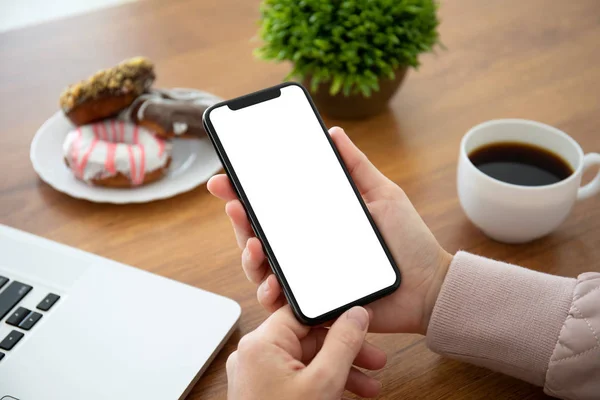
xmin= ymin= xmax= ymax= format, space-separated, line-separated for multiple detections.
xmin=1 ymin=0 xmax=599 ymax=398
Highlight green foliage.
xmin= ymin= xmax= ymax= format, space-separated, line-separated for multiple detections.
xmin=256 ymin=0 xmax=441 ymax=97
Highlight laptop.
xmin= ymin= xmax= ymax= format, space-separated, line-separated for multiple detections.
xmin=0 ymin=224 xmax=240 ymax=399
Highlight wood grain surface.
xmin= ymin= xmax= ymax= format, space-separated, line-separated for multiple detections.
xmin=1 ymin=0 xmax=599 ymax=398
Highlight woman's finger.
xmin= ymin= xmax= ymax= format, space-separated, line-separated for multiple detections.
xmin=225 ymin=200 xmax=255 ymax=249
xmin=344 ymin=367 xmax=381 ymax=398
xmin=299 ymin=328 xmax=386 ymax=371
xmin=328 ymin=127 xmax=389 ymax=199
xmin=207 ymin=174 xmax=238 ymax=201
xmin=242 ymin=237 xmax=269 ymax=283
xmin=257 ymin=274 xmax=287 ymax=312
xmin=349 ymin=338 xmax=386 ymax=371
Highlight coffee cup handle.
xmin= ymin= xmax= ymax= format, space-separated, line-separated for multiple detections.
xmin=577 ymin=153 xmax=600 ymax=200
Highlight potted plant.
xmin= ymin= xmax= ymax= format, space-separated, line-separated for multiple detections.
xmin=256 ymin=0 xmax=441 ymax=119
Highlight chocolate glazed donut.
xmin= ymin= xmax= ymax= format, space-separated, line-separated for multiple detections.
xmin=119 ymin=88 xmax=223 ymax=139
xmin=60 ymin=57 xmax=155 ymax=126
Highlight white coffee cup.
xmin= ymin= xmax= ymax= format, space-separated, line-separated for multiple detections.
xmin=458 ymin=119 xmax=600 ymax=243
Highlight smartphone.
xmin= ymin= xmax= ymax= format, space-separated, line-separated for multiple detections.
xmin=203 ymin=82 xmax=400 ymax=325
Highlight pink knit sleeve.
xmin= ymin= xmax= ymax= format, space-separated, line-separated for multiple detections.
xmin=426 ymin=251 xmax=576 ymax=386
xmin=544 ymin=272 xmax=600 ymax=400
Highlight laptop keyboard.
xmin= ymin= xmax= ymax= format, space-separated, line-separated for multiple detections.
xmin=0 ymin=275 xmax=60 ymax=359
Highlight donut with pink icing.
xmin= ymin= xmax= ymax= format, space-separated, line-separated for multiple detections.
xmin=63 ymin=120 xmax=172 ymax=187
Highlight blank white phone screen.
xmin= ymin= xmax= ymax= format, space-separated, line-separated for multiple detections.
xmin=209 ymin=85 xmax=397 ymax=319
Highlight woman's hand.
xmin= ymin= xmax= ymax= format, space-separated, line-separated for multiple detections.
xmin=209 ymin=127 xmax=452 ymax=334
xmin=227 ymin=305 xmax=384 ymax=399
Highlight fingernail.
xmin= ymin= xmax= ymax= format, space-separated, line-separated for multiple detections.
xmin=261 ymin=279 xmax=270 ymax=294
xmin=347 ymin=306 xmax=368 ymax=330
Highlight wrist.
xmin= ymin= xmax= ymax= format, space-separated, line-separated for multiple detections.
xmin=420 ymin=250 xmax=452 ymax=335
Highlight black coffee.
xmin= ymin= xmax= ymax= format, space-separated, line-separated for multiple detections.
xmin=468 ymin=142 xmax=573 ymax=186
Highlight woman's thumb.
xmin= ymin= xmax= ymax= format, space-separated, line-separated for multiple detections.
xmin=307 ymin=307 xmax=369 ymax=387
xmin=329 ymin=127 xmax=388 ymax=195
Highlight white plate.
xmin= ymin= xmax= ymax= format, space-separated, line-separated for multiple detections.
xmin=30 ymin=111 xmax=222 ymax=204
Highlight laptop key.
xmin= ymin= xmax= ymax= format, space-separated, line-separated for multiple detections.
xmin=0 ymin=330 xmax=24 ymax=351
xmin=37 ymin=293 xmax=60 ymax=311
xmin=0 ymin=276 xmax=8 ymax=290
xmin=0 ymin=281 xmax=32 ymax=321
xmin=0 ymin=352 xmax=4 ymax=361
xmin=6 ymin=307 xmax=31 ymax=326
xmin=19 ymin=312 xmax=42 ymax=330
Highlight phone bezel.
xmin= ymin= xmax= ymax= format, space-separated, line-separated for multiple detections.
xmin=203 ymin=82 xmax=401 ymax=325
